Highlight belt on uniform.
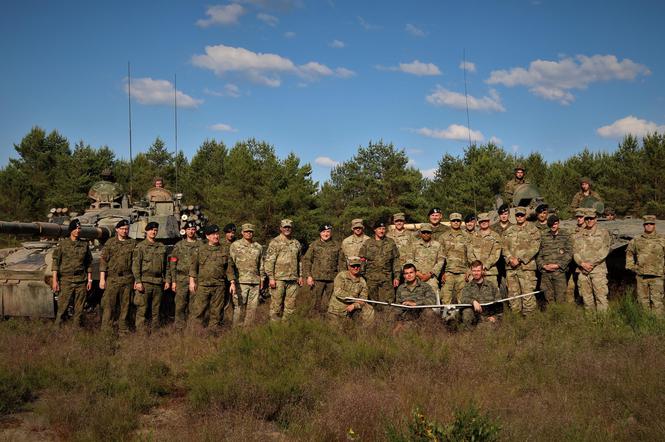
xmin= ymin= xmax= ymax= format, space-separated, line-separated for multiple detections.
xmin=145 ymin=272 xmax=163 ymax=277
xmin=109 ymin=271 xmax=132 ymax=277
xmin=59 ymin=272 xmax=85 ymax=277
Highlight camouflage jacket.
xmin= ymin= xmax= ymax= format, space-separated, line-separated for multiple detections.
xmin=626 ymin=232 xmax=665 ymax=277
xmin=430 ymin=223 xmax=450 ymax=243
xmin=169 ymin=239 xmax=200 ymax=283
xmin=441 ymin=229 xmax=468 ymax=274
xmin=536 ymin=230 xmax=573 ymax=273
xmin=341 ymin=234 xmax=369 ymax=259
xmin=409 ymin=238 xmax=445 ymax=278
xmin=132 ymin=240 xmax=167 ymax=284
xmin=328 ymin=270 xmax=368 ymax=316
xmin=265 ymin=234 xmax=302 ymax=281
xmin=570 ymin=190 xmax=603 ymax=212
xmin=190 ymin=243 xmax=234 ymax=286
xmin=302 ymin=239 xmax=344 ymax=281
xmin=359 ymin=236 xmax=400 ymax=279
xmin=491 ymin=221 xmax=513 ymax=237
xmin=459 ymin=279 xmax=499 ymax=305
xmin=573 ymin=226 xmax=610 ymax=274
xmin=395 ymin=279 xmax=436 ymax=305
xmin=535 ymin=222 xmax=550 ymax=232
xmin=229 ymin=238 xmax=264 ymax=284
xmin=99 ymin=237 xmax=136 ymax=279
xmin=502 ymin=222 xmax=541 ymax=271
xmin=52 ymin=238 xmax=93 ymax=282
xmin=504 ymin=177 xmax=530 ymax=204
xmin=466 ymin=230 xmax=502 ymax=276
xmin=387 ymin=229 xmax=415 ymax=267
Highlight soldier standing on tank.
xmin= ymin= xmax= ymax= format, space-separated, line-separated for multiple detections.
xmin=408 ymin=224 xmax=445 ymax=294
xmin=359 ymin=220 xmax=400 ymax=307
xmin=536 ymin=214 xmax=572 ymax=305
xmin=229 ymin=223 xmax=264 ymax=326
xmin=573 ymin=208 xmax=611 ymax=313
xmin=387 ymin=212 xmax=414 ymax=268
xmin=502 ymin=206 xmax=541 ymax=315
xmin=189 ymin=224 xmax=236 ymax=332
xmin=99 ymin=219 xmax=136 ymax=333
xmin=459 ymin=260 xmax=500 ymax=327
xmin=504 ymin=165 xmax=530 ymax=206
xmin=52 ymin=219 xmax=93 ymax=326
xmin=440 ymin=213 xmax=468 ymax=304
xmin=466 ymin=213 xmax=502 ymax=287
xmin=132 ymin=222 xmax=169 ymax=333
xmin=303 ymin=223 xmax=344 ymax=317
xmin=221 ymin=223 xmax=237 ymax=324
xmin=169 ymin=221 xmax=200 ymax=331
xmin=341 ymin=219 xmax=369 ymax=262
xmin=534 ymin=204 xmax=549 ymax=232
xmin=326 ymin=257 xmax=374 ymax=328
xmin=265 ymin=219 xmax=303 ymax=322
xmin=570 ymin=177 xmax=603 ymax=213
xmin=625 ymin=215 xmax=665 ymax=315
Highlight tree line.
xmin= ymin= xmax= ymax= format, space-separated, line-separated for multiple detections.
xmin=1 ymin=126 xmax=664 ymax=246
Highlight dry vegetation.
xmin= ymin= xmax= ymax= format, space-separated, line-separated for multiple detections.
xmin=1 ymin=296 xmax=665 ymax=441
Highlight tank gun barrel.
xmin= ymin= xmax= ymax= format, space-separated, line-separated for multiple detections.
xmin=0 ymin=221 xmax=111 ymax=240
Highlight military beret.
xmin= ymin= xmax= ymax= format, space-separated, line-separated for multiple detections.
xmin=223 ymin=223 xmax=236 ymax=233
xmin=373 ymin=220 xmax=388 ymax=229
xmin=584 ymin=208 xmax=597 ymax=219
xmin=68 ymin=219 xmax=81 ymax=232
xmin=241 ymin=223 xmax=255 ymax=232
xmin=575 ymin=208 xmax=586 ymax=217
xmin=547 ymin=214 xmax=560 ymax=228
xmin=643 ymin=215 xmax=657 ymax=224
xmin=428 ymin=208 xmax=442 ymax=216
xmin=351 ymin=219 xmax=364 ymax=229
xmin=419 ymin=223 xmax=433 ymax=233
xmin=464 ymin=214 xmax=477 ymax=223
xmin=184 ymin=220 xmax=197 ymax=229
xmin=319 ymin=223 xmax=333 ymax=232
xmin=535 ymin=204 xmax=549 ymax=214
xmin=280 ymin=219 xmax=293 ymax=228
xmin=449 ymin=212 xmax=463 ymax=221
xmin=393 ymin=212 xmax=406 ymax=222
xmin=204 ymin=224 xmax=220 ymax=235
xmin=498 ymin=203 xmax=510 ymax=214
xmin=478 ymin=213 xmax=490 ymax=222
xmin=145 ymin=221 xmax=159 ymax=231
xmin=115 ymin=219 xmax=129 ymax=229
xmin=347 ymin=256 xmax=363 ymax=266
xmin=515 ymin=207 xmax=527 ymax=216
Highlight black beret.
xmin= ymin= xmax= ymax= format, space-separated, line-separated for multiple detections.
xmin=184 ymin=220 xmax=197 ymax=229
xmin=115 ymin=219 xmax=129 ymax=229
xmin=319 ymin=223 xmax=333 ymax=232
xmin=535 ymin=204 xmax=549 ymax=214
xmin=223 ymin=223 xmax=236 ymax=233
xmin=498 ymin=203 xmax=509 ymax=214
xmin=464 ymin=214 xmax=476 ymax=223
xmin=428 ymin=208 xmax=442 ymax=216
xmin=68 ymin=219 xmax=81 ymax=232
xmin=205 ymin=224 xmax=220 ymax=235
xmin=145 ymin=221 xmax=159 ymax=231
xmin=373 ymin=220 xmax=387 ymax=229
xmin=547 ymin=214 xmax=560 ymax=228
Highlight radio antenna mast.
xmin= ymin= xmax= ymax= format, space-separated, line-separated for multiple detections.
xmin=463 ymin=49 xmax=478 ymax=215
xmin=127 ymin=61 xmax=134 ymax=199
xmin=174 ymin=73 xmax=179 ymax=193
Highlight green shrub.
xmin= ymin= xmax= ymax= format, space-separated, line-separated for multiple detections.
xmin=0 ymin=367 xmax=34 ymax=415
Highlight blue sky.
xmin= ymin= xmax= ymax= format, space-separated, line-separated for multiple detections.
xmin=1 ymin=0 xmax=664 ymax=185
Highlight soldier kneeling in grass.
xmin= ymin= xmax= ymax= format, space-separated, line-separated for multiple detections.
xmin=326 ymin=256 xmax=375 ymax=328
xmin=391 ymin=263 xmax=440 ymax=333
xmin=459 ymin=260 xmax=501 ymax=327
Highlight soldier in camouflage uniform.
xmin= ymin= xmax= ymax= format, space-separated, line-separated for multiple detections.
xmin=52 ymin=219 xmax=93 ymax=326
xmin=491 ymin=203 xmax=513 ymax=236
xmin=504 ymin=165 xmax=530 ymax=206
xmin=132 ymin=222 xmax=170 ymax=332
xmin=303 ymin=223 xmax=344 ymax=316
xmin=189 ymin=224 xmax=236 ymax=331
xmin=565 ymin=207 xmax=588 ymax=303
xmin=573 ymin=208 xmax=610 ymax=312
xmin=463 ymin=213 xmax=477 ymax=237
xmin=625 ymin=215 xmax=665 ymax=315
xmin=229 ymin=223 xmax=264 ymax=326
xmin=440 ymin=213 xmax=468 ymax=304
xmin=387 ymin=212 xmax=414 ymax=268
xmin=534 ymin=204 xmax=550 ymax=232
xmin=408 ymin=224 xmax=445 ymax=294
xmin=466 ymin=213 xmax=502 ymax=287
xmin=265 ymin=219 xmax=303 ymax=322
xmin=391 ymin=263 xmax=439 ymax=327
xmin=99 ymin=219 xmax=136 ymax=333
xmin=459 ymin=260 xmax=500 ymax=326
xmin=359 ymin=220 xmax=400 ymax=306
xmin=570 ymin=177 xmax=603 ymax=213
xmin=502 ymin=206 xmax=541 ymax=315
xmin=221 ymin=223 xmax=237 ymax=323
xmin=427 ymin=208 xmax=449 ymax=242
xmin=537 ymin=215 xmax=572 ymax=304
xmin=169 ymin=221 xmax=200 ymax=330
xmin=341 ymin=219 xmax=369 ymax=262
xmin=327 ymin=257 xmax=375 ymax=327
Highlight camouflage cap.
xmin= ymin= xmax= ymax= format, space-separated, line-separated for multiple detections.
xmin=575 ymin=208 xmax=586 ymax=217
xmin=643 ymin=215 xmax=657 ymax=224
xmin=419 ymin=223 xmax=433 ymax=233
xmin=580 ymin=176 xmax=592 ymax=184
xmin=584 ymin=208 xmax=597 ymax=219
xmin=351 ymin=218 xmax=364 ymax=229
xmin=449 ymin=212 xmax=463 ymax=221
xmin=515 ymin=206 xmax=527 ymax=215
xmin=347 ymin=256 xmax=363 ymax=266
xmin=280 ymin=219 xmax=293 ymax=228
xmin=514 ymin=164 xmax=526 ymax=171
xmin=478 ymin=212 xmax=490 ymax=222
xmin=241 ymin=223 xmax=255 ymax=232
xmin=393 ymin=212 xmax=406 ymax=222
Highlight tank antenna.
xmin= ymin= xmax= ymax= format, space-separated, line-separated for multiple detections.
xmin=174 ymin=73 xmax=179 ymax=193
xmin=463 ymin=49 xmax=478 ymax=215
xmin=127 ymin=61 xmax=133 ymax=199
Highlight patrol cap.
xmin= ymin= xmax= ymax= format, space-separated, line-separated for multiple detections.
xmin=223 ymin=223 xmax=236 ymax=233
xmin=498 ymin=203 xmax=510 ymax=215
xmin=393 ymin=212 xmax=406 ymax=222
xmin=68 ymin=219 xmax=81 ymax=232
xmin=145 ymin=221 xmax=159 ymax=231
xmin=515 ymin=207 xmax=527 ymax=216
xmin=643 ymin=215 xmax=657 ymax=224
xmin=351 ymin=218 xmax=364 ymax=229
xmin=280 ymin=219 xmax=293 ymax=228
xmin=464 ymin=214 xmax=476 ymax=223
xmin=478 ymin=213 xmax=490 ymax=222
xmin=535 ymin=204 xmax=548 ymax=214
xmin=514 ymin=164 xmax=525 ymax=171
xmin=575 ymin=208 xmax=586 ymax=217
xmin=580 ymin=176 xmax=592 ymax=184
xmin=605 ymin=207 xmax=616 ymax=216
xmin=204 ymin=224 xmax=220 ymax=235
xmin=115 ymin=219 xmax=129 ymax=229
xmin=184 ymin=220 xmax=197 ymax=229
xmin=449 ymin=212 xmax=463 ymax=221
xmin=319 ymin=223 xmax=333 ymax=232
xmin=419 ymin=223 xmax=433 ymax=233
xmin=428 ymin=208 xmax=442 ymax=216
xmin=584 ymin=208 xmax=597 ymax=219
xmin=241 ymin=223 xmax=255 ymax=232
xmin=373 ymin=220 xmax=388 ymax=229
xmin=347 ymin=256 xmax=362 ymax=266
xmin=547 ymin=214 xmax=560 ymax=228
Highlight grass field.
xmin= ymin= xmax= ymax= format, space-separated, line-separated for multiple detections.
xmin=1 ymin=296 xmax=664 ymax=441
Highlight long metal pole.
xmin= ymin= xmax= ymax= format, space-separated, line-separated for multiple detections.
xmin=128 ymin=61 xmax=133 ymax=199
xmin=174 ymin=73 xmax=178 ymax=193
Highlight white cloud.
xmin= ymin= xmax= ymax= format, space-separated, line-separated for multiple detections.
xmin=597 ymin=116 xmax=665 ymax=138
xmin=196 ymin=4 xmax=246 ymax=27
xmin=407 ymin=157 xmax=417 ymax=167
xmin=209 ymin=123 xmax=238 ymax=132
xmin=257 ymin=12 xmax=279 ymax=26
xmin=357 ymin=16 xmax=380 ymax=30
xmin=284 ymin=31 xmax=296 ymax=38
xmin=416 ymin=125 xmax=484 ymax=142
xmin=459 ymin=61 xmax=476 ymax=73
xmin=125 ymin=77 xmax=202 ymax=108
xmin=487 ymin=54 xmax=651 ymax=104
xmin=426 ymin=86 xmax=505 ymax=112
xmin=238 ymin=0 xmax=303 ymax=10
xmin=192 ymin=44 xmax=353 ymax=86
xmin=489 ymin=136 xmax=502 ymax=145
xmin=405 ymin=23 xmax=426 ymax=37
xmin=204 ymin=83 xmax=242 ymax=98
xmin=315 ymin=156 xmax=339 ymax=167
xmin=406 ymin=147 xmax=423 ymax=155
xmin=511 ymin=145 xmax=520 ymax=153
xmin=329 ymin=39 xmax=345 ymax=48
xmin=421 ymin=168 xmax=436 ymax=179
xmin=378 ymin=60 xmax=441 ymax=76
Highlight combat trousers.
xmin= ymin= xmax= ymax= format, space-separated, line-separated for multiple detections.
xmin=235 ymin=283 xmax=260 ymax=326
xmin=327 ymin=305 xmax=375 ymax=329
xmin=424 ymin=278 xmax=439 ymax=295
xmin=565 ymin=271 xmax=578 ymax=304
xmin=441 ymin=272 xmax=466 ymax=304
xmin=577 ymin=271 xmax=608 ymax=312
xmin=506 ymin=269 xmax=537 ymax=315
xmin=309 ymin=280 xmax=334 ymax=316
xmin=366 ymin=276 xmax=395 ymax=304
xmin=540 ymin=271 xmax=567 ymax=304
xmin=55 ymin=279 xmax=87 ymax=326
xmin=174 ymin=277 xmax=195 ymax=330
xmin=635 ymin=275 xmax=664 ymax=315
xmin=269 ymin=280 xmax=298 ymax=322
xmin=194 ymin=283 xmax=226 ymax=328
xmin=101 ymin=276 xmax=133 ymax=333
xmin=134 ymin=282 xmax=163 ymax=332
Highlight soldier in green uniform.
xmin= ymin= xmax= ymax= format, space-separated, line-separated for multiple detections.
xmin=52 ymin=219 xmax=93 ymax=326
xmin=463 ymin=213 xmax=477 ymax=236
xmin=303 ymin=223 xmax=344 ymax=316
xmin=359 ymin=220 xmax=400 ymax=306
xmin=229 ymin=223 xmax=264 ymax=326
xmin=504 ymin=165 xmax=530 ymax=206
xmin=466 ymin=213 xmax=502 ymax=287
xmin=265 ymin=219 xmax=303 ymax=322
xmin=408 ymin=224 xmax=445 ymax=294
xmin=491 ymin=204 xmax=512 ymax=291
xmin=387 ymin=212 xmax=414 ymax=268
xmin=169 ymin=221 xmax=200 ymax=330
xmin=221 ymin=223 xmax=237 ymax=324
xmin=189 ymin=224 xmax=236 ymax=331
xmin=341 ymin=218 xmax=369 ymax=262
xmin=459 ymin=260 xmax=500 ymax=326
xmin=440 ymin=213 xmax=468 ymax=304
xmin=534 ymin=204 xmax=549 ymax=232
xmin=502 ymin=206 xmax=541 ymax=315
xmin=625 ymin=215 xmax=664 ymax=315
xmin=327 ymin=257 xmax=375 ymax=328
xmin=537 ymin=215 xmax=572 ymax=304
xmin=99 ymin=219 xmax=136 ymax=333
xmin=132 ymin=222 xmax=170 ymax=332
xmin=573 ymin=208 xmax=610 ymax=312
xmin=392 ymin=263 xmax=439 ymax=329
xmin=570 ymin=177 xmax=603 ymax=213
xmin=427 ymin=208 xmax=449 ymax=242
xmin=565 ymin=207 xmax=588 ymax=303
